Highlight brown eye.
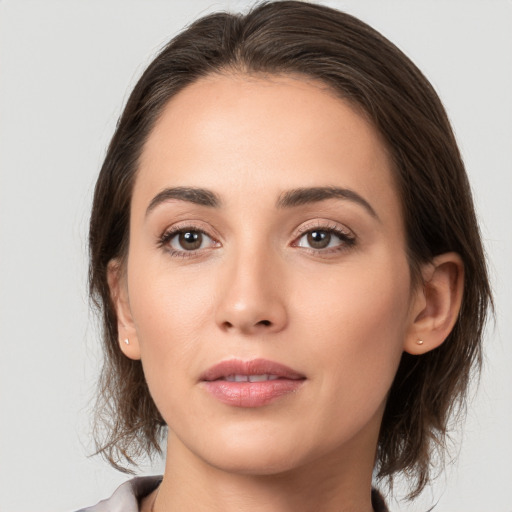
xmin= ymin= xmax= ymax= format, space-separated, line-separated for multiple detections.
xmin=178 ymin=231 xmax=203 ymax=250
xmin=164 ymin=228 xmax=218 ymax=254
xmin=295 ymin=226 xmax=355 ymax=252
xmin=307 ymin=230 xmax=331 ymax=249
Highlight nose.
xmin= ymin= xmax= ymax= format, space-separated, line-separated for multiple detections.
xmin=214 ymin=248 xmax=288 ymax=335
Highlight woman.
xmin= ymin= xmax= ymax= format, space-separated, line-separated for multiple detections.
xmin=82 ymin=2 xmax=492 ymax=510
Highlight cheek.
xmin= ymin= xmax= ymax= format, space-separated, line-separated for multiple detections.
xmin=126 ymin=273 xmax=215 ymax=425
xmin=127 ymin=256 xmax=217 ymax=380
xmin=294 ymin=253 xmax=411 ymax=390
xmin=282 ymin=256 xmax=411 ymax=452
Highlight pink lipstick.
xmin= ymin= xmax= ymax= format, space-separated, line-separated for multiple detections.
xmin=201 ymin=358 xmax=305 ymax=407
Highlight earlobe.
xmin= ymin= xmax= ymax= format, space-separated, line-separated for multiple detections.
xmin=404 ymin=252 xmax=464 ymax=355
xmin=107 ymin=259 xmax=142 ymax=360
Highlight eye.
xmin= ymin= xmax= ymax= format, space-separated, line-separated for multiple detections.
xmin=159 ymin=226 xmax=219 ymax=256
xmin=299 ymin=230 xmax=335 ymax=249
xmin=171 ymin=230 xmax=207 ymax=251
xmin=294 ymin=225 xmax=355 ymax=252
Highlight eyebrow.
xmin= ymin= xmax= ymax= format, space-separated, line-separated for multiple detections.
xmin=145 ymin=185 xmax=378 ymax=220
xmin=276 ymin=186 xmax=378 ymax=219
xmin=146 ymin=186 xmax=221 ymax=216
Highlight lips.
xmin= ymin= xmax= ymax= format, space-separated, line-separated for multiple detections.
xmin=200 ymin=358 xmax=305 ymax=407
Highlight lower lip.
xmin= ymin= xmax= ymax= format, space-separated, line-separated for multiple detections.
xmin=203 ymin=379 xmax=304 ymax=407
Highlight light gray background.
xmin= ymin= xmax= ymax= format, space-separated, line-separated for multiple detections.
xmin=1 ymin=1 xmax=511 ymax=511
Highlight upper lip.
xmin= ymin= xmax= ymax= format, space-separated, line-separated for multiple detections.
xmin=200 ymin=358 xmax=305 ymax=382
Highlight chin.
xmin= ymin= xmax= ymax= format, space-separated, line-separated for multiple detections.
xmin=189 ymin=423 xmax=312 ymax=476
xmin=203 ymin=447 xmax=303 ymax=477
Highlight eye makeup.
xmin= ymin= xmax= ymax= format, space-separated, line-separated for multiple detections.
xmin=156 ymin=217 xmax=357 ymax=260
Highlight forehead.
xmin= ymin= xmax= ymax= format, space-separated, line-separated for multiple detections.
xmin=135 ymin=73 xmax=400 ymax=221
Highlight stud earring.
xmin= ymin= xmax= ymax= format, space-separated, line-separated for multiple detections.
xmin=123 ymin=338 xmax=130 ymax=345
xmin=416 ymin=339 xmax=424 ymax=345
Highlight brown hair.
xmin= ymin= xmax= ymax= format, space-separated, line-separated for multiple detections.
xmin=89 ymin=0 xmax=492 ymax=498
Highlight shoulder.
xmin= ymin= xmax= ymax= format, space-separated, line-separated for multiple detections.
xmin=75 ymin=475 xmax=162 ymax=512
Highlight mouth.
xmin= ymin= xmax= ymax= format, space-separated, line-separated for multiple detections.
xmin=200 ymin=358 xmax=306 ymax=408
xmin=201 ymin=358 xmax=305 ymax=382
xmin=224 ymin=374 xmax=281 ymax=382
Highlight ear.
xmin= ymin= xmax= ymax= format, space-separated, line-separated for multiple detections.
xmin=107 ymin=259 xmax=141 ymax=360
xmin=404 ymin=252 xmax=464 ymax=355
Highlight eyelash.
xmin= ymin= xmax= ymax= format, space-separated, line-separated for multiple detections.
xmin=293 ymin=222 xmax=356 ymax=255
xmin=157 ymin=223 xmax=218 ymax=259
xmin=157 ymin=222 xmax=356 ymax=259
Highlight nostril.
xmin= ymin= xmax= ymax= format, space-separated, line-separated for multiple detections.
xmin=258 ymin=320 xmax=272 ymax=326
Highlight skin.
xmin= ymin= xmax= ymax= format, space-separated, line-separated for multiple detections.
xmin=109 ymin=74 xmax=464 ymax=512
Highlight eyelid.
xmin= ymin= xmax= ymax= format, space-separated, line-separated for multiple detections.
xmin=159 ymin=220 xmax=221 ymax=241
xmin=291 ymin=219 xmax=356 ymax=253
xmin=156 ymin=218 xmax=356 ymax=259
xmin=157 ymin=221 xmax=221 ymax=256
xmin=294 ymin=219 xmax=355 ymax=238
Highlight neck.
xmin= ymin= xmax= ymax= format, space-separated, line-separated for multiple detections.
xmin=151 ymin=429 xmax=378 ymax=512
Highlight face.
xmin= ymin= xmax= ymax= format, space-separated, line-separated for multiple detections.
xmin=114 ymin=74 xmax=423 ymax=477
